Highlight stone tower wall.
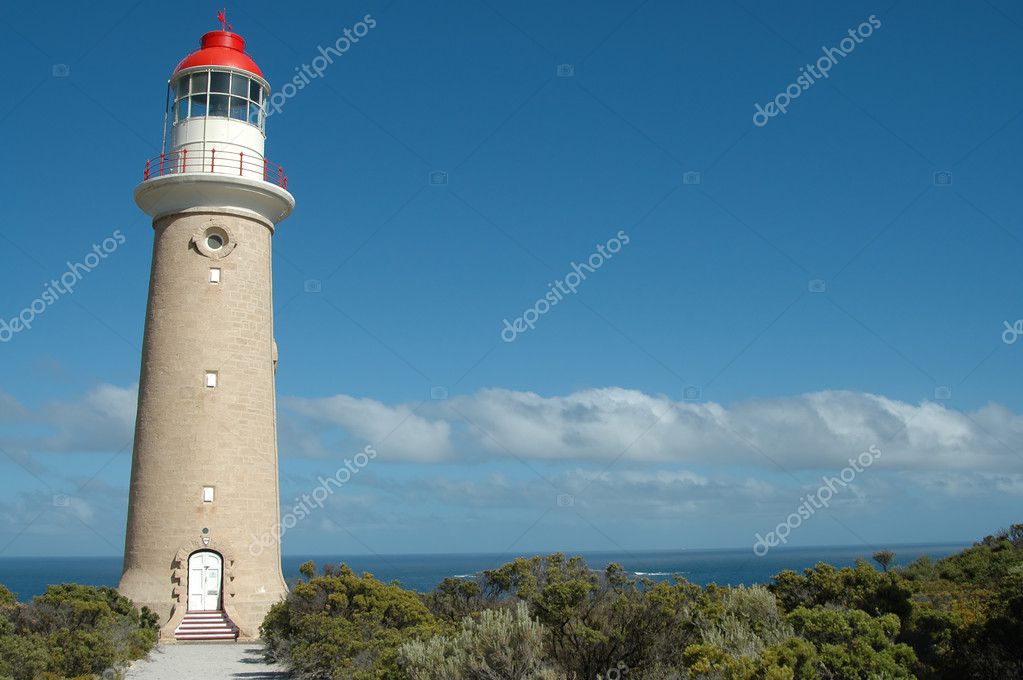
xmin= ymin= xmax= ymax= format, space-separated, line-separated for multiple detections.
xmin=119 ymin=208 xmax=287 ymax=640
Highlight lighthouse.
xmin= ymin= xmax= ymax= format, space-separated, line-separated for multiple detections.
xmin=119 ymin=15 xmax=292 ymax=641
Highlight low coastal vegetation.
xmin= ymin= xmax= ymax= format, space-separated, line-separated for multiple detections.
xmin=261 ymin=524 xmax=1023 ymax=679
xmin=0 ymin=583 xmax=158 ymax=680
xmin=0 ymin=525 xmax=1017 ymax=679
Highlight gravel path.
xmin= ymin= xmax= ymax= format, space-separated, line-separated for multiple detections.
xmin=125 ymin=643 xmax=290 ymax=679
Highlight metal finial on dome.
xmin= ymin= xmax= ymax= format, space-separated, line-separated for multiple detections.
xmin=217 ymin=9 xmax=232 ymax=32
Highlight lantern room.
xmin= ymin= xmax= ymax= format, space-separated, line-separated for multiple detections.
xmin=165 ymin=29 xmax=269 ymax=179
xmin=135 ymin=16 xmax=293 ymax=224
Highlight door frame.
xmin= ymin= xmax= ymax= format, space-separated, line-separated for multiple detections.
xmin=186 ymin=549 xmax=223 ymax=612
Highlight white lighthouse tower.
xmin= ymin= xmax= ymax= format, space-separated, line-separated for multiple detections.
xmin=119 ymin=14 xmax=293 ymax=641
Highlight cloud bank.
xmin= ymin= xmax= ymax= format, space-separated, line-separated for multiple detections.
xmin=2 ymin=384 xmax=1020 ymax=474
xmin=283 ymin=388 xmax=1023 ymax=472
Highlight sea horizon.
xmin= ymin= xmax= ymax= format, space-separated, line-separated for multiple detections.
xmin=0 ymin=542 xmax=969 ymax=602
xmin=0 ymin=538 xmax=974 ymax=560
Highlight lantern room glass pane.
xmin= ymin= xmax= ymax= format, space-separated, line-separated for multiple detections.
xmin=230 ymin=74 xmax=249 ymax=97
xmin=249 ymin=80 xmax=264 ymax=103
xmin=209 ymin=71 xmax=230 ymax=93
xmin=229 ymin=97 xmax=247 ymax=120
xmin=209 ymin=94 xmax=229 ymax=117
xmin=190 ymin=72 xmax=208 ymax=94
xmin=190 ymin=93 xmax=207 ymax=117
xmin=247 ymin=101 xmax=261 ymax=126
xmin=175 ymin=78 xmax=189 ymax=99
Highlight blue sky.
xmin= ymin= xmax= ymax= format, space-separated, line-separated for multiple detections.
xmin=1 ymin=0 xmax=1021 ymax=558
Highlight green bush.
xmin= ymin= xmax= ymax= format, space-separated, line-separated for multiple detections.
xmin=421 ymin=577 xmax=485 ymax=623
xmin=699 ymin=585 xmax=794 ymax=659
xmin=769 ymin=560 xmax=913 ymax=622
xmin=0 ymin=585 xmax=16 ymax=609
xmin=260 ymin=561 xmax=440 ymax=679
xmin=397 ymin=602 xmax=560 ymax=679
xmin=260 ymin=525 xmax=1023 ymax=680
xmin=480 ymin=554 xmax=709 ymax=678
xmin=787 ymin=606 xmax=917 ymax=678
xmin=0 ymin=583 xmax=157 ymax=680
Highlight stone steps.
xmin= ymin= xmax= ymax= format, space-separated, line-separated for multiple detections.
xmin=174 ymin=610 xmax=239 ymax=641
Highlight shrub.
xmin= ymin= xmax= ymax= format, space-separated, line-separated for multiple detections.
xmin=421 ymin=577 xmax=486 ymax=623
xmin=769 ymin=560 xmax=913 ymax=622
xmin=700 ymin=585 xmax=793 ymax=659
xmin=787 ymin=606 xmax=917 ymax=679
xmin=397 ymin=602 xmax=560 ymax=680
xmin=0 ymin=585 xmax=16 ymax=608
xmin=0 ymin=631 xmax=53 ymax=680
xmin=260 ymin=525 xmax=1023 ymax=680
xmin=0 ymin=583 xmax=157 ymax=680
xmin=481 ymin=555 xmax=709 ymax=678
xmin=261 ymin=561 xmax=439 ymax=679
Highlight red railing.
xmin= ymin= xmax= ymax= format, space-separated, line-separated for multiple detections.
xmin=142 ymin=149 xmax=288 ymax=189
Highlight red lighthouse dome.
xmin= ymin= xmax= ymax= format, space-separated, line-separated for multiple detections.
xmin=173 ymin=30 xmax=263 ymax=77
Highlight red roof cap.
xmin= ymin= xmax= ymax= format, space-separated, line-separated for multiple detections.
xmin=173 ymin=30 xmax=263 ymax=78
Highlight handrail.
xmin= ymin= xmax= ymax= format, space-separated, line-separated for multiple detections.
xmin=142 ymin=149 xmax=288 ymax=190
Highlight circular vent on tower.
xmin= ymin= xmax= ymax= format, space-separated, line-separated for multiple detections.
xmin=194 ymin=224 xmax=236 ymax=259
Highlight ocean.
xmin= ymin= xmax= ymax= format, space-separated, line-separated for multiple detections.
xmin=0 ymin=543 xmax=966 ymax=602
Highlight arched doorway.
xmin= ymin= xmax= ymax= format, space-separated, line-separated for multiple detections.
xmin=187 ymin=550 xmax=223 ymax=611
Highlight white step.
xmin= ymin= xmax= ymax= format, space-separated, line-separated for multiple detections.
xmin=174 ymin=632 xmax=238 ymax=639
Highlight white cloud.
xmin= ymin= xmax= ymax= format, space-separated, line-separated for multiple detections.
xmin=3 ymin=384 xmax=1021 ymax=475
xmin=0 ymin=384 xmax=136 ymax=455
xmin=0 ymin=489 xmax=107 ymax=543
xmin=913 ymin=471 xmax=1023 ymax=497
xmin=283 ymin=394 xmax=454 ymax=462
xmin=282 ymin=388 xmax=1023 ymax=472
xmin=36 ymin=384 xmax=137 ymax=453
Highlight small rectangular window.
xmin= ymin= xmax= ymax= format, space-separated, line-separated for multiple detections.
xmin=205 ymin=371 xmax=218 ymax=388
xmin=210 ymin=268 xmax=221 ymax=283
xmin=202 ymin=486 xmax=215 ymax=502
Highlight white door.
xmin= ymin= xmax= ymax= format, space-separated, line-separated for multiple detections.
xmin=187 ymin=551 xmax=222 ymax=611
